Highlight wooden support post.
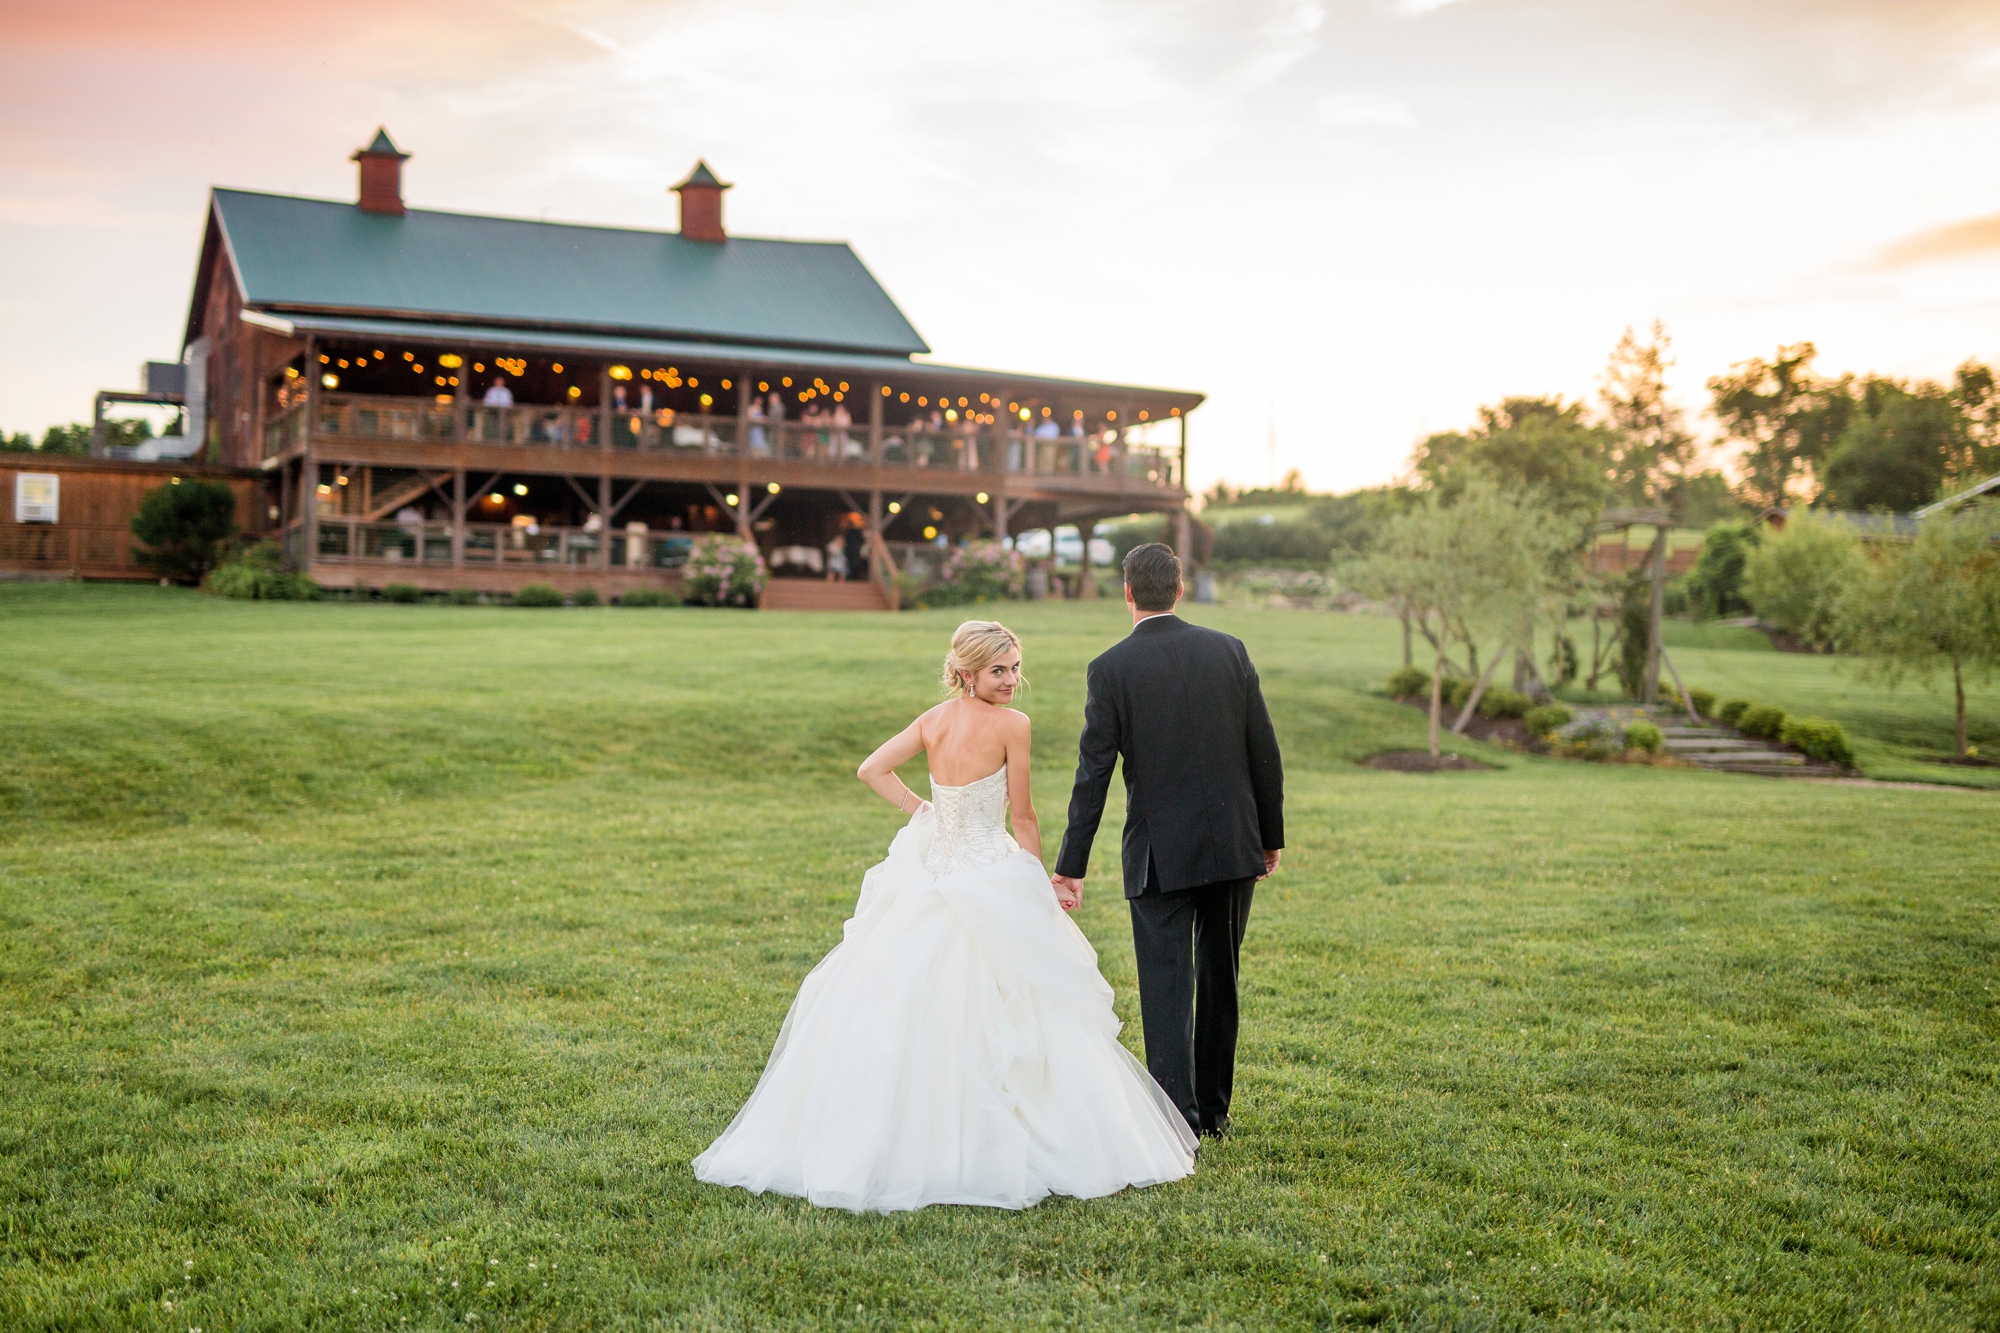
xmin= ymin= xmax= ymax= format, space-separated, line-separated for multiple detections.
xmin=1178 ymin=412 xmax=1188 ymax=496
xmin=737 ymin=369 xmax=751 ymax=466
xmin=302 ymin=335 xmax=319 ymax=578
xmin=451 ymin=468 xmax=465 ymax=569
xmin=598 ymin=472 xmax=611 ymax=571
xmin=736 ymin=369 xmax=753 ymax=540
xmin=869 ymin=487 xmax=894 ymax=607
xmin=869 ymin=382 xmax=884 ymax=464
xmin=1176 ymin=509 xmax=1192 ymax=570
xmin=1643 ymin=523 xmax=1668 ymax=704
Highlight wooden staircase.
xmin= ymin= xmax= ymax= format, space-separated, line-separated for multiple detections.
xmin=760 ymin=579 xmax=894 ymax=612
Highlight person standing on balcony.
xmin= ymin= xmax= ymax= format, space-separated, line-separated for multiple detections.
xmin=483 ymin=376 xmax=514 ymax=407
xmin=748 ymin=396 xmax=770 ymax=456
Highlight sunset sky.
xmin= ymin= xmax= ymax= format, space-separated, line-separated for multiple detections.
xmin=4 ymin=0 xmax=2000 ymax=492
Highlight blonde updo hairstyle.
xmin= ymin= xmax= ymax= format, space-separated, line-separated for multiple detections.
xmin=941 ymin=620 xmax=1026 ymax=698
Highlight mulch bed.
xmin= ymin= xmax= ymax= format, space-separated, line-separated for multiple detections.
xmin=1389 ymin=695 xmax=1531 ymax=747
xmin=1364 ymin=751 xmax=1494 ymax=773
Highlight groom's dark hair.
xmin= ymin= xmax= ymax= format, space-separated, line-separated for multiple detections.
xmin=1122 ymin=543 xmax=1182 ymax=611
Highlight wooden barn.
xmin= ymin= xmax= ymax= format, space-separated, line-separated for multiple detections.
xmin=12 ymin=130 xmax=1201 ymax=605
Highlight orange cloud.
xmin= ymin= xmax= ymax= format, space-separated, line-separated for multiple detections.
xmin=1876 ymin=212 xmax=2000 ymax=268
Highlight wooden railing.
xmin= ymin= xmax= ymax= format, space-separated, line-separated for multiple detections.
xmin=309 ymin=518 xmax=697 ymax=570
xmin=273 ymin=393 xmax=1182 ymax=490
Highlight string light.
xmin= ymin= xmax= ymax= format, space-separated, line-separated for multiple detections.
xmin=413 ymin=365 xmax=425 ymax=374
xmin=322 ymin=374 xmax=338 ymax=388
xmin=699 ymin=393 xmax=713 ymax=407
xmin=319 ymin=354 xmax=330 ymax=364
xmin=439 ymin=354 xmax=463 ymax=369
xmin=403 ymin=352 xmax=415 ymax=361
xmin=486 ymin=492 xmax=505 ymax=504
xmin=887 ymin=501 xmax=902 ymax=514
xmin=725 ymin=493 xmax=739 ymax=506
xmin=899 ymin=392 xmax=910 ymax=403
xmin=609 ymin=366 xmax=633 ymax=380
xmin=569 ymin=386 xmax=583 ymax=399
xmin=513 ymin=483 xmax=529 ymax=496
xmin=551 ymin=363 xmax=564 ymax=373
xmin=759 ymin=382 xmax=770 ymax=392
xmin=880 ymin=385 xmax=892 ymax=397
xmin=767 ymin=482 xmax=780 ymax=494
xmin=1018 ymin=408 xmax=1030 ymax=421
xmin=721 ymin=379 xmax=732 ymax=390
xmin=781 ymin=377 xmax=793 ymax=387
xmin=975 ymin=491 xmax=989 ymax=504
xmin=922 ymin=526 xmax=938 ymax=540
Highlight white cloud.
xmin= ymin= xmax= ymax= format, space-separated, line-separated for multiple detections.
xmin=1386 ymin=0 xmax=1473 ymax=15
xmin=1317 ymin=92 xmax=1418 ymax=128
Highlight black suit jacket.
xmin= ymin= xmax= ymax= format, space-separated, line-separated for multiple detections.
xmin=1055 ymin=615 xmax=1284 ymax=897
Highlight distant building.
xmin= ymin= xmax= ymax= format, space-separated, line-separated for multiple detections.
xmin=15 ymin=130 xmax=1201 ymax=602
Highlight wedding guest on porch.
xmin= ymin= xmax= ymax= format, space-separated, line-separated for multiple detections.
xmin=824 ymin=531 xmax=848 ymax=583
xmin=483 ymin=377 xmax=514 ymax=406
xmin=843 ymin=521 xmax=867 ymax=582
xmin=748 ymin=397 xmax=771 ymax=456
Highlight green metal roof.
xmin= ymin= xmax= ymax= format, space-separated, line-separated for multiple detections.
xmin=249 ymin=311 xmax=1203 ymax=411
xmin=197 ymin=188 xmax=929 ymax=356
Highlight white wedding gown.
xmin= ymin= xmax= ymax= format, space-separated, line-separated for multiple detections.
xmin=692 ymin=764 xmax=1198 ymax=1212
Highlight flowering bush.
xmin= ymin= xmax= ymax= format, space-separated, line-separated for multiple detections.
xmin=682 ymin=534 xmax=766 ymax=607
xmin=919 ymin=541 xmax=1024 ymax=607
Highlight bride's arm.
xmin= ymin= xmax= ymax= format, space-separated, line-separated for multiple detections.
xmin=1004 ymin=713 xmax=1041 ymax=859
xmin=857 ymin=715 xmax=931 ymax=815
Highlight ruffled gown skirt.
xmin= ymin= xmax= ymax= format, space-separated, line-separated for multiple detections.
xmin=692 ymin=805 xmax=1197 ymax=1212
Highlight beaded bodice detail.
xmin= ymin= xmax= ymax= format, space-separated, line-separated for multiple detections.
xmin=924 ymin=764 xmax=1013 ymax=875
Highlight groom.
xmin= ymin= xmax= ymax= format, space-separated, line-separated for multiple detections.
xmin=1053 ymin=543 xmax=1284 ymax=1140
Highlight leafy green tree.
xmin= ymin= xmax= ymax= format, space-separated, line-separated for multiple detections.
xmin=1683 ymin=520 xmax=1760 ymax=618
xmin=1842 ymin=507 xmax=2000 ymax=757
xmin=1709 ymin=344 xmax=1854 ymax=506
xmin=1349 ymin=478 xmax=1579 ymax=754
xmin=1950 ymin=360 xmax=2000 ymax=487
xmin=131 ymin=479 xmax=238 ymax=584
xmin=1 ymin=431 xmax=33 ymax=453
xmin=1820 ymin=379 xmax=1961 ymax=512
xmin=1599 ymin=321 xmax=1698 ymax=509
xmin=1741 ymin=511 xmax=1864 ymax=649
xmin=1412 ymin=396 xmax=1614 ymax=520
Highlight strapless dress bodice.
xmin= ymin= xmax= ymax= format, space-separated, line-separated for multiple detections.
xmin=925 ymin=764 xmax=1013 ymax=875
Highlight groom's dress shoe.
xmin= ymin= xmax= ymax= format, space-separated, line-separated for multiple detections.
xmin=1200 ymin=1114 xmax=1232 ymax=1140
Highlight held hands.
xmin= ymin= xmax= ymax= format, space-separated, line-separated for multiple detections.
xmin=1050 ymin=874 xmax=1083 ymax=912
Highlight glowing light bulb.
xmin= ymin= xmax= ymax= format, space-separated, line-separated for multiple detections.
xmin=513 ymin=483 xmax=528 ymax=496
xmin=766 ymin=482 xmax=780 ymax=494
xmin=887 ymin=501 xmax=902 ymax=514
xmin=975 ymin=492 xmax=989 ymax=504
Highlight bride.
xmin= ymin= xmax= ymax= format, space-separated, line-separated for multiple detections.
xmin=692 ymin=620 xmax=1197 ymax=1212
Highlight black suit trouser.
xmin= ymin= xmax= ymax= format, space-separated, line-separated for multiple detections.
xmin=1128 ymin=874 xmax=1255 ymax=1134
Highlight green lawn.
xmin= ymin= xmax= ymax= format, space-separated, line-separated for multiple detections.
xmin=3 ymin=585 xmax=1997 ymax=1331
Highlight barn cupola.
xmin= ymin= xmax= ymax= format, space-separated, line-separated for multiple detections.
xmin=672 ymin=160 xmax=731 ymax=243
xmin=352 ymin=128 xmax=410 ymax=216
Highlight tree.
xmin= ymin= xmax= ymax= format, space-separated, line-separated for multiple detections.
xmin=130 ymin=479 xmax=238 ymax=584
xmin=1349 ymin=478 xmax=1579 ymax=754
xmin=1683 ymin=520 xmax=1760 ymax=618
xmin=1950 ymin=360 xmax=2000 ymax=487
xmin=1412 ymin=396 xmax=1614 ymax=521
xmin=1599 ymin=321 xmax=1698 ymax=509
xmin=1709 ymin=344 xmax=1853 ymax=507
xmin=1820 ymin=378 xmax=1961 ymax=512
xmin=1843 ymin=507 xmax=2000 ymax=757
xmin=1741 ymin=511 xmax=1863 ymax=650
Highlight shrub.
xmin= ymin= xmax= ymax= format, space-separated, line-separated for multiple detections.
xmin=1737 ymin=703 xmax=1787 ymax=739
xmin=1625 ymin=720 xmax=1664 ymax=754
xmin=1478 ymin=687 xmax=1531 ymax=719
xmin=1524 ymin=704 xmax=1572 ymax=737
xmin=1741 ymin=510 xmax=1863 ymax=649
xmin=513 ymin=583 xmax=564 ymax=607
xmin=1558 ymin=716 xmax=1625 ymax=760
xmin=447 ymin=588 xmax=482 ymax=605
xmin=1688 ymin=687 xmax=1716 ymax=716
xmin=1781 ymin=716 xmax=1854 ymax=767
xmin=1386 ymin=665 xmax=1430 ymax=698
xmin=131 ymin=478 xmax=238 ymax=584
xmin=682 ymin=535 xmax=766 ymax=607
xmin=1684 ymin=521 xmax=1760 ymax=618
xmin=570 ymin=587 xmax=600 ymax=607
xmin=918 ymin=540 xmax=1026 ymax=608
xmin=617 ymin=587 xmax=676 ymax=607
xmin=1440 ymin=676 xmax=1473 ymax=711
xmin=381 ymin=582 xmax=422 ymax=604
xmin=204 ymin=542 xmax=317 ymax=601
xmin=1716 ymin=698 xmax=1752 ymax=726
